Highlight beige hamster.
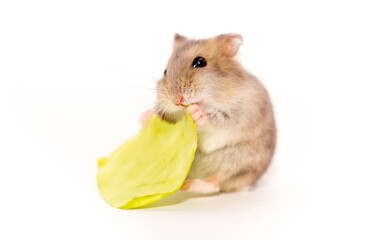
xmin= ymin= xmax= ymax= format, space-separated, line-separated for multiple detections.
xmin=140 ymin=33 xmax=276 ymax=193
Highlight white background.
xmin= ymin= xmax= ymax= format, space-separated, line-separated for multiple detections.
xmin=1 ymin=0 xmax=379 ymax=239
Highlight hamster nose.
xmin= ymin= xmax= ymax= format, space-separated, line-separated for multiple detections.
xmin=174 ymin=96 xmax=184 ymax=106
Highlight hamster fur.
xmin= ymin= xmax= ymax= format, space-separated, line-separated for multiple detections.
xmin=142 ymin=33 xmax=276 ymax=193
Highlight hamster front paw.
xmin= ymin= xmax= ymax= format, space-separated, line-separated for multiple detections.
xmin=139 ymin=110 xmax=154 ymax=126
xmin=187 ymin=104 xmax=206 ymax=126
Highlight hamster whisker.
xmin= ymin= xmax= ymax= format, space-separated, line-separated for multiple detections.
xmin=122 ymin=72 xmax=158 ymax=85
xmin=114 ymin=100 xmax=156 ymax=117
xmin=142 ymin=73 xmax=161 ymax=82
xmin=123 ymin=86 xmax=156 ymax=91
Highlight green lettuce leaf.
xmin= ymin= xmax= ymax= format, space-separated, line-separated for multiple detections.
xmin=97 ymin=113 xmax=197 ymax=209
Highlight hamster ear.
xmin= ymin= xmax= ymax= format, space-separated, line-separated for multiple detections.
xmin=173 ymin=33 xmax=187 ymax=48
xmin=218 ymin=34 xmax=243 ymax=57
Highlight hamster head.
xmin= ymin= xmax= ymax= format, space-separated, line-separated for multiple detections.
xmin=155 ymin=33 xmax=244 ymax=122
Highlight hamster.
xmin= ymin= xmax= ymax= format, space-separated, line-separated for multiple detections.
xmin=140 ymin=33 xmax=276 ymax=193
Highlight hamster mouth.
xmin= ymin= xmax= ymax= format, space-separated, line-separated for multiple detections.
xmin=172 ymin=94 xmax=202 ymax=108
xmin=174 ymin=103 xmax=187 ymax=107
xmin=177 ymin=102 xmax=190 ymax=107
xmin=175 ymin=101 xmax=201 ymax=108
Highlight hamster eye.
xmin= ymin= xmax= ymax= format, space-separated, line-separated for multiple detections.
xmin=164 ymin=69 xmax=167 ymax=76
xmin=192 ymin=57 xmax=207 ymax=68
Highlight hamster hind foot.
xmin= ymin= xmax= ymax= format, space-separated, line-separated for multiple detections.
xmin=180 ymin=177 xmax=220 ymax=194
